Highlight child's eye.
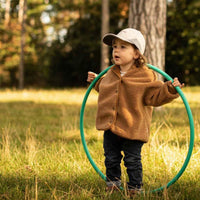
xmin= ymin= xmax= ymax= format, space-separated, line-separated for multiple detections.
xmin=121 ymin=45 xmax=126 ymax=49
xmin=112 ymin=45 xmax=117 ymax=49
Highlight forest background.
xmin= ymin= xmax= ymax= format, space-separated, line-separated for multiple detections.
xmin=0 ymin=0 xmax=200 ymax=88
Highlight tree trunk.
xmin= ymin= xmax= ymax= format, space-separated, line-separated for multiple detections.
xmin=129 ymin=0 xmax=166 ymax=80
xmin=101 ymin=0 xmax=109 ymax=71
xmin=18 ymin=0 xmax=26 ymax=89
xmin=4 ymin=0 xmax=11 ymax=27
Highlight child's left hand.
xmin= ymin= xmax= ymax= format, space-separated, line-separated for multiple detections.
xmin=171 ymin=77 xmax=185 ymax=88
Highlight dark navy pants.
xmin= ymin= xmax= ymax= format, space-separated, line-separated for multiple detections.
xmin=103 ymin=130 xmax=144 ymax=189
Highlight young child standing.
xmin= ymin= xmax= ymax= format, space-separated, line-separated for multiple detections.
xmin=87 ymin=28 xmax=184 ymax=196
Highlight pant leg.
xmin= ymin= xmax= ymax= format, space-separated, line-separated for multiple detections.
xmin=122 ymin=139 xmax=144 ymax=189
xmin=103 ymin=130 xmax=122 ymax=185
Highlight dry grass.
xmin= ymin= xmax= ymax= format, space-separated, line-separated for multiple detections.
xmin=0 ymin=87 xmax=199 ymax=199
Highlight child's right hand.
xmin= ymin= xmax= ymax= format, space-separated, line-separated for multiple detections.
xmin=87 ymin=71 xmax=97 ymax=83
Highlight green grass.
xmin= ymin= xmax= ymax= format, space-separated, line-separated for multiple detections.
xmin=0 ymin=87 xmax=199 ymax=200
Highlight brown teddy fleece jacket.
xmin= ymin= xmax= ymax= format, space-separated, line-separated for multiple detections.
xmin=94 ymin=65 xmax=179 ymax=142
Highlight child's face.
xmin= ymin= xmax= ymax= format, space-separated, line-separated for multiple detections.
xmin=112 ymin=38 xmax=139 ymax=68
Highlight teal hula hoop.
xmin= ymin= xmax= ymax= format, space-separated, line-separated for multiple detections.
xmin=80 ymin=64 xmax=195 ymax=193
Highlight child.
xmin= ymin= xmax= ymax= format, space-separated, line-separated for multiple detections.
xmin=87 ymin=28 xmax=184 ymax=196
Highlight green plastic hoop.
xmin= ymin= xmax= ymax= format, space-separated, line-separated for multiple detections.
xmin=80 ymin=64 xmax=194 ymax=193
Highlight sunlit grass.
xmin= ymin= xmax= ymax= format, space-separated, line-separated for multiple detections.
xmin=0 ymin=88 xmax=98 ymax=105
xmin=0 ymin=87 xmax=199 ymax=199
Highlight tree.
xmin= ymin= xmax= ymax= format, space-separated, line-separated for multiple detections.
xmin=0 ymin=0 xmax=20 ymax=87
xmin=4 ymin=0 xmax=11 ymax=27
xmin=47 ymin=0 xmax=129 ymax=87
xmin=1 ymin=0 xmax=199 ymax=87
xmin=18 ymin=0 xmax=26 ymax=89
xmin=101 ymin=0 xmax=109 ymax=71
xmin=129 ymin=0 xmax=166 ymax=80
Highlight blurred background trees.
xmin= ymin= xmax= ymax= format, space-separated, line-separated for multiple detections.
xmin=129 ymin=0 xmax=166 ymax=81
xmin=0 ymin=0 xmax=199 ymax=88
xmin=166 ymin=0 xmax=200 ymax=85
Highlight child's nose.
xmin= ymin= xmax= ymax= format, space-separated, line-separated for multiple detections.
xmin=114 ymin=47 xmax=119 ymax=52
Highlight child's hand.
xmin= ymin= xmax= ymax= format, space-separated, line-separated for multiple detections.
xmin=87 ymin=71 xmax=97 ymax=83
xmin=171 ymin=77 xmax=185 ymax=88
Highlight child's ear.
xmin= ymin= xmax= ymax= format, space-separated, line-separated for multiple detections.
xmin=133 ymin=50 xmax=140 ymax=59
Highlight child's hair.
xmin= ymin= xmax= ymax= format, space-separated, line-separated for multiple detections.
xmin=132 ymin=44 xmax=147 ymax=68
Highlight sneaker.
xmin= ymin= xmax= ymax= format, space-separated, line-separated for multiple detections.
xmin=128 ymin=187 xmax=143 ymax=198
xmin=128 ymin=188 xmax=137 ymax=198
xmin=106 ymin=180 xmax=121 ymax=193
xmin=106 ymin=185 xmax=120 ymax=193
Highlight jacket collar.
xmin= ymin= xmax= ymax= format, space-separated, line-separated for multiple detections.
xmin=111 ymin=65 xmax=141 ymax=78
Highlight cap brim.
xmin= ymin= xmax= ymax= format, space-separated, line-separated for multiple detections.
xmin=102 ymin=34 xmax=118 ymax=46
xmin=103 ymin=33 xmax=132 ymax=46
xmin=103 ymin=33 xmax=136 ymax=47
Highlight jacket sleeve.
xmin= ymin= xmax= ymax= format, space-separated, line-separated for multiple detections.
xmin=143 ymin=80 xmax=179 ymax=107
xmin=94 ymin=76 xmax=105 ymax=92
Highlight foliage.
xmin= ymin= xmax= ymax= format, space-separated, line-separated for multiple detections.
xmin=0 ymin=0 xmax=49 ymax=87
xmin=166 ymin=0 xmax=200 ymax=85
xmin=0 ymin=0 xmax=199 ymax=87
xmin=47 ymin=0 xmax=129 ymax=87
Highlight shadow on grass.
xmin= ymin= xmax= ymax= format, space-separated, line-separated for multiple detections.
xmin=0 ymin=171 xmax=105 ymax=199
xmin=0 ymin=171 xmax=200 ymax=200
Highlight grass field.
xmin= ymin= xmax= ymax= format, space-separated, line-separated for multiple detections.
xmin=0 ymin=87 xmax=199 ymax=200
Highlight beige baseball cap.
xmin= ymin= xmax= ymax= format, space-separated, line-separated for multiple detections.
xmin=103 ymin=28 xmax=146 ymax=55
